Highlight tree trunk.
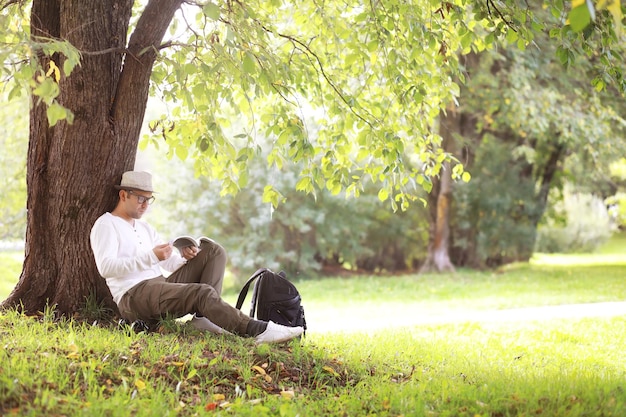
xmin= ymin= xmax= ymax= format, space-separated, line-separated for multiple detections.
xmin=1 ymin=0 xmax=183 ymax=316
xmin=524 ymin=142 xmax=567 ymax=254
xmin=419 ymin=110 xmax=457 ymax=274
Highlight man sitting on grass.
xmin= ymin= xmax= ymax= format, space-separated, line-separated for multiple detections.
xmin=89 ymin=170 xmax=303 ymax=344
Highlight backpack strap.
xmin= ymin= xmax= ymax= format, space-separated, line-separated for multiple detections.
xmin=235 ymin=268 xmax=268 ymax=313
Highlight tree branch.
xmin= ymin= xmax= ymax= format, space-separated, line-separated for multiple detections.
xmin=486 ymin=0 xmax=517 ymax=32
xmin=265 ymin=26 xmax=376 ymax=129
xmin=0 ymin=0 xmax=25 ymax=11
xmin=79 ymin=46 xmax=127 ymax=56
xmin=110 ymin=0 xmax=183 ymax=131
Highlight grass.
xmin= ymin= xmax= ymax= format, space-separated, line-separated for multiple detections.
xmin=0 ymin=251 xmax=21 ymax=299
xmin=0 ymin=234 xmax=625 ymax=416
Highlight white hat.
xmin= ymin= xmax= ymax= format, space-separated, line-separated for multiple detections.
xmin=114 ymin=171 xmax=155 ymax=192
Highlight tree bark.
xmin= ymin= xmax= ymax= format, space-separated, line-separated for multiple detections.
xmin=419 ymin=110 xmax=457 ymax=274
xmin=1 ymin=0 xmax=183 ymax=316
xmin=419 ymin=52 xmax=483 ymax=273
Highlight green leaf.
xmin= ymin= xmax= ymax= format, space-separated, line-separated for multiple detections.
xmin=175 ymin=144 xmax=189 ymax=161
xmin=63 ymin=59 xmax=76 ymax=77
xmin=345 ymin=54 xmax=359 ymax=67
xmin=238 ymin=169 xmax=249 ymax=188
xmin=197 ymin=137 xmax=210 ymax=152
xmin=592 ymin=77 xmax=606 ymax=92
xmin=203 ymin=2 xmax=221 ymax=20
xmin=243 ymin=52 xmax=256 ymax=74
xmin=46 ymin=102 xmax=68 ymax=126
xmin=556 ymin=46 xmax=570 ymax=66
xmin=377 ymin=187 xmax=389 ymax=202
xmin=461 ymin=32 xmax=473 ymax=50
xmin=568 ymin=4 xmax=592 ymax=32
xmin=296 ymin=176 xmax=313 ymax=193
xmin=7 ymin=84 xmax=22 ymax=101
xmin=262 ymin=185 xmax=284 ymax=207
xmin=32 ymin=77 xmax=60 ymax=104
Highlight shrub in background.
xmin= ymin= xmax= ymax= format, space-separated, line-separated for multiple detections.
xmin=144 ymin=151 xmax=429 ymax=284
xmin=536 ymin=187 xmax=613 ymax=253
xmin=452 ymin=138 xmax=542 ymax=267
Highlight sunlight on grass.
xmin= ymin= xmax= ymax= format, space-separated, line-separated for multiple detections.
xmin=531 ymin=231 xmax=625 ymax=266
xmin=0 ymin=251 xmax=22 ymax=299
xmin=2 ymin=309 xmax=624 ymax=416
xmin=1 ymin=231 xmax=625 ymax=416
xmin=597 ymin=231 xmax=626 ymax=254
xmin=305 ymin=316 xmax=626 ymax=416
xmin=531 ymin=253 xmax=626 ymax=266
xmin=257 ymin=255 xmax=626 ymax=334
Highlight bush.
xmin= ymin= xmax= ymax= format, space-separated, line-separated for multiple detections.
xmin=143 ymin=150 xmax=429 ymax=284
xmin=452 ymin=138 xmax=542 ymax=267
xmin=536 ymin=189 xmax=613 ymax=253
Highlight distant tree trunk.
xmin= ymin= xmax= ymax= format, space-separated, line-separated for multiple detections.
xmin=419 ymin=109 xmax=457 ymax=274
xmin=420 ymin=53 xmax=482 ymax=272
xmin=523 ymin=142 xmax=567 ymax=253
xmin=1 ymin=0 xmax=183 ymax=315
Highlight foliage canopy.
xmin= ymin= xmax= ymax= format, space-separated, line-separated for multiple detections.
xmin=1 ymin=0 xmax=624 ymax=211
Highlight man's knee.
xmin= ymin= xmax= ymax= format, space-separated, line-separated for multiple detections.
xmin=200 ymin=240 xmax=227 ymax=259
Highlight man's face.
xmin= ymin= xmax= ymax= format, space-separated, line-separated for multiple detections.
xmin=123 ymin=190 xmax=154 ymax=219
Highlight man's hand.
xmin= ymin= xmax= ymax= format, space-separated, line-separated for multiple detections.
xmin=153 ymin=243 xmax=173 ymax=261
xmin=181 ymin=245 xmax=200 ymax=261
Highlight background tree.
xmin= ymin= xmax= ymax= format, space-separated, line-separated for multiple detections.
xmin=418 ymin=109 xmax=459 ymax=273
xmin=450 ymin=23 xmax=626 ymax=267
xmin=422 ymin=2 xmax=626 ymax=269
xmin=141 ymin=144 xmax=430 ymax=281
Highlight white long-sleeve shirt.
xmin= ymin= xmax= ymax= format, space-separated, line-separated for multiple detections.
xmin=90 ymin=212 xmax=185 ymax=304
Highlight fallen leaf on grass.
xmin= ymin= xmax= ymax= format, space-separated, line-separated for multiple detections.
xmin=252 ymin=365 xmax=266 ymax=375
xmin=323 ymin=366 xmax=340 ymax=377
xmin=134 ymin=379 xmax=146 ymax=390
xmin=281 ymin=390 xmax=295 ymax=399
xmin=66 ymin=343 xmax=80 ymax=359
xmin=382 ymin=398 xmax=391 ymax=409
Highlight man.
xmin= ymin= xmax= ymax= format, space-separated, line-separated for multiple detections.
xmin=90 ymin=170 xmax=304 ymax=344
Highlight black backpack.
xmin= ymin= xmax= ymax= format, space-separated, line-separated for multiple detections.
xmin=235 ymin=268 xmax=307 ymax=332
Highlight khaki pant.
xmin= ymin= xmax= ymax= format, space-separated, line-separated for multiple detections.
xmin=117 ymin=239 xmax=250 ymax=335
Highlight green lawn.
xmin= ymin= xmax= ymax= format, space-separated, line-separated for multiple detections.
xmin=225 ymin=233 xmax=626 ymax=334
xmin=0 ymin=234 xmax=625 ymax=416
xmin=0 ymin=250 xmax=21 ymax=300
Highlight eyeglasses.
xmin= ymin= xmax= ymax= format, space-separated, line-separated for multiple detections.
xmin=127 ymin=191 xmax=156 ymax=205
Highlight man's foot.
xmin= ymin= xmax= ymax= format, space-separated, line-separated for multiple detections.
xmin=254 ymin=321 xmax=304 ymax=344
xmin=190 ymin=315 xmax=226 ymax=335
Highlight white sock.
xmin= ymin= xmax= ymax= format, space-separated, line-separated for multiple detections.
xmin=190 ymin=315 xmax=225 ymax=335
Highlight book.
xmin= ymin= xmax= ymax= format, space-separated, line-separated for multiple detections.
xmin=171 ymin=236 xmax=213 ymax=251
